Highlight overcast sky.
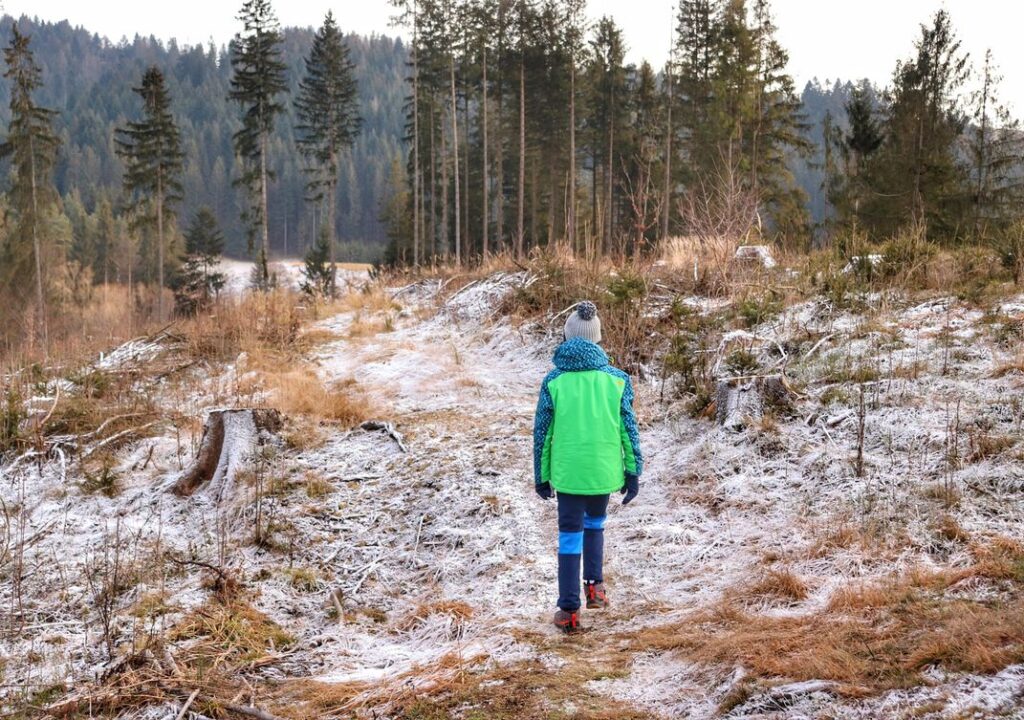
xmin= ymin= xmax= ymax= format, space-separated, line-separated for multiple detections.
xmin=10 ymin=0 xmax=1024 ymax=112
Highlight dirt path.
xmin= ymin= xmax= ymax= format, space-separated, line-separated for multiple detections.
xmin=297 ymin=292 xmax=683 ymax=715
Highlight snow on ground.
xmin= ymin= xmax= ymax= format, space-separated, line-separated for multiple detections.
xmin=218 ymin=258 xmax=371 ymax=295
xmin=2 ymin=278 xmax=1024 ymax=717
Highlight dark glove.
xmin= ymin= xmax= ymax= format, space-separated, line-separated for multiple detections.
xmin=620 ymin=472 xmax=639 ymax=505
xmin=535 ymin=481 xmax=553 ymax=500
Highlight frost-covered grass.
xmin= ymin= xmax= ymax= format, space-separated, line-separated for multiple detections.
xmin=1 ymin=268 xmax=1024 ymax=719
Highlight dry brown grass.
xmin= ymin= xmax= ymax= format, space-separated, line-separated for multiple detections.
xmin=396 ymin=600 xmax=475 ymax=632
xmin=738 ymin=567 xmax=810 ymax=604
xmin=632 ymin=539 xmax=1024 ymax=693
xmin=276 ymin=636 xmax=649 ymax=720
xmin=238 ymin=360 xmax=374 ymax=426
xmin=171 ymin=599 xmax=295 ymax=667
xmin=966 ymin=431 xmax=1017 ymax=462
xmin=183 ymin=289 xmax=303 ymax=363
xmin=935 ymin=513 xmax=970 ymax=543
xmin=661 ymin=235 xmax=740 ymax=296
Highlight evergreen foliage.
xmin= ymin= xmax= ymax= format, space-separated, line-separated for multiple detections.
xmin=295 ymin=11 xmax=362 ymax=294
xmin=173 ymin=206 xmax=226 ymax=314
xmin=230 ymin=0 xmax=289 ymax=288
xmin=115 ymin=66 xmax=184 ymax=318
xmin=300 ymin=228 xmax=336 ymax=298
xmin=0 ymin=22 xmax=60 ymax=344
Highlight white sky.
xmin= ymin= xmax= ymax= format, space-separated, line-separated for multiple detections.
xmin=9 ymin=0 xmax=1024 ymax=112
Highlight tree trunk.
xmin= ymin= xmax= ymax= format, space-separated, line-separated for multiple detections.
xmin=412 ymin=3 xmax=421 ymax=266
xmin=441 ymin=105 xmax=449 ymax=260
xmin=28 ymin=134 xmax=48 ymax=351
xmin=327 ymin=169 xmax=337 ymax=296
xmin=461 ymin=26 xmax=471 ymax=262
xmin=173 ymin=408 xmax=283 ymax=499
xmin=450 ymin=52 xmax=461 ymax=266
xmin=156 ymin=169 xmax=164 ymax=321
xmin=260 ymin=129 xmax=270 ymax=284
xmin=430 ymin=104 xmax=437 ymax=262
xmin=482 ymin=46 xmax=490 ymax=258
xmin=974 ymin=53 xmax=990 ymax=236
xmin=606 ymin=100 xmax=615 ymax=253
xmin=517 ymin=53 xmax=525 ymax=259
xmin=568 ymin=54 xmax=576 ymax=250
xmin=662 ymin=56 xmax=673 ymax=242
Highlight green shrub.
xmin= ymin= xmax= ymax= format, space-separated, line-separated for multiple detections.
xmin=735 ymin=295 xmax=782 ymax=328
xmin=724 ymin=348 xmax=760 ymax=376
xmin=1 ymin=385 xmax=24 ymax=454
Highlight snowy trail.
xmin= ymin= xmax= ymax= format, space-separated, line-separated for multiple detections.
xmin=4 ymin=279 xmax=1024 ymax=718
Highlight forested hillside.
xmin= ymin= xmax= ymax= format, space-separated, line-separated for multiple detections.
xmin=0 ymin=15 xmax=407 ymax=260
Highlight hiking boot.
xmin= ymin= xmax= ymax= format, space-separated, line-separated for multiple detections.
xmin=585 ymin=581 xmax=608 ymax=609
xmin=553 ymin=608 xmax=581 ymax=633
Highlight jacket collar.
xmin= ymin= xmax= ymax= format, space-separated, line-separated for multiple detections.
xmin=552 ymin=337 xmax=609 ymax=371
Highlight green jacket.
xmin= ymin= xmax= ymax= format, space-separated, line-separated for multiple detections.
xmin=533 ymin=338 xmax=643 ymax=495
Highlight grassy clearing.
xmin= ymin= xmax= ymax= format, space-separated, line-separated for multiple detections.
xmin=629 ymin=538 xmax=1024 ymax=693
xmin=277 ymin=638 xmax=650 ymax=720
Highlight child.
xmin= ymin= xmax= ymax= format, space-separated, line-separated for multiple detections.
xmin=533 ymin=300 xmax=643 ymax=633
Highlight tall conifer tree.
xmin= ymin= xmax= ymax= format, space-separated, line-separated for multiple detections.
xmin=295 ymin=11 xmax=362 ymax=295
xmin=230 ymin=0 xmax=288 ymax=288
xmin=1 ymin=23 xmax=60 ymax=348
xmin=116 ymin=66 xmax=184 ymax=320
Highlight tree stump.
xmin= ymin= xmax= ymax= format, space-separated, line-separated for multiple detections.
xmin=715 ymin=376 xmax=795 ymax=430
xmin=173 ymin=408 xmax=282 ymax=499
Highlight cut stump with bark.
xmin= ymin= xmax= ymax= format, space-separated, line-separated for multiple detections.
xmin=173 ymin=408 xmax=282 ymax=499
xmin=715 ymin=376 xmax=796 ymax=430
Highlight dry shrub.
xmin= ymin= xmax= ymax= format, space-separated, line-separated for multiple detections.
xmin=935 ymin=513 xmax=970 ymax=543
xmin=397 ymin=600 xmax=475 ymax=632
xmin=171 ymin=599 xmax=294 ymax=667
xmin=637 ymin=545 xmax=1024 ymax=692
xmin=661 ymin=235 xmax=739 ymax=296
xmin=242 ymin=362 xmax=373 ymax=426
xmin=971 ymin=536 xmax=1024 ymax=582
xmin=967 ymin=432 xmax=1016 ymax=462
xmin=500 ymin=249 xmax=662 ymax=374
xmin=991 ymin=349 xmax=1024 ymax=378
xmin=184 ymin=289 xmax=302 ymax=363
xmin=739 ymin=568 xmax=809 ymax=604
xmin=807 ymin=523 xmax=861 ymax=558
xmin=331 ymin=284 xmax=402 ymax=315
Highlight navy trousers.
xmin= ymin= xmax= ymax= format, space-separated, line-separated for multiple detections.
xmin=556 ymin=492 xmax=610 ymax=611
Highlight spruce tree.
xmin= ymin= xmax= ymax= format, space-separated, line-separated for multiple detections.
xmin=748 ymin=0 xmax=812 ymax=239
xmin=300 ymin=229 xmax=336 ymax=297
xmin=865 ymin=10 xmax=970 ymax=237
xmin=295 ymin=11 xmax=361 ymax=296
xmin=1 ymin=23 xmax=60 ymax=348
xmin=230 ymin=0 xmax=288 ymax=288
xmin=969 ymin=49 xmax=1024 ymax=236
xmin=173 ymin=206 xmax=226 ymax=315
xmin=825 ymin=81 xmax=883 ymax=230
xmin=115 ymin=66 xmax=184 ymax=320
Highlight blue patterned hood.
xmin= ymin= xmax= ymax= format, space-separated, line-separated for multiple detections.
xmin=552 ymin=337 xmax=609 ymax=372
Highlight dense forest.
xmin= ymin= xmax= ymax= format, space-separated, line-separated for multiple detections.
xmin=0 ymin=14 xmax=406 ymax=260
xmin=0 ymin=0 xmax=1022 ymax=353
xmin=384 ymin=0 xmax=1022 ymax=264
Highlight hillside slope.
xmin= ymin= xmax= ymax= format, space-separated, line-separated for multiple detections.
xmin=2 ymin=273 xmax=1024 ymax=719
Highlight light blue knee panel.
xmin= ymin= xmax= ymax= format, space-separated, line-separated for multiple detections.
xmin=583 ymin=513 xmax=606 ymax=531
xmin=558 ymin=530 xmax=584 ymax=554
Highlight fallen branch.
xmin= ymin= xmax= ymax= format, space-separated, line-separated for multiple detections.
xmin=223 ymin=702 xmax=287 ymax=720
xmin=81 ymin=421 xmax=163 ymax=461
xmin=174 ymin=688 xmax=200 ymax=720
xmin=359 ymin=421 xmax=407 ymax=452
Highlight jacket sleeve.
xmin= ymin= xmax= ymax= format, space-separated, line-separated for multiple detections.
xmin=618 ymin=375 xmax=643 ymax=477
xmin=533 ymin=379 xmax=555 ymax=486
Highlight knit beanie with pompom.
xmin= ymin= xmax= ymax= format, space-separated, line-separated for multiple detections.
xmin=563 ymin=300 xmax=601 ymax=343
